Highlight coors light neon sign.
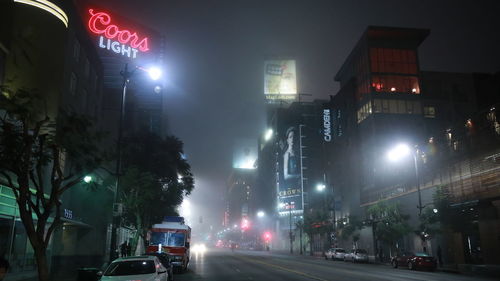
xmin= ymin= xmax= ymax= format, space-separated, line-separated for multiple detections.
xmin=88 ymin=9 xmax=150 ymax=59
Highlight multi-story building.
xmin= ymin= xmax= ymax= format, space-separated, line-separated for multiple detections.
xmin=0 ymin=0 xmax=110 ymax=278
xmin=328 ymin=25 xmax=500 ymax=265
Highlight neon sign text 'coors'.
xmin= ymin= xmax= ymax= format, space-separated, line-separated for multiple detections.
xmin=88 ymin=9 xmax=149 ymax=52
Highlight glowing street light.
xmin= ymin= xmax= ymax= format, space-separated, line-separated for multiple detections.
xmin=147 ymin=66 xmax=162 ymax=80
xmin=83 ymin=176 xmax=92 ymax=183
xmin=386 ymin=143 xmax=423 ymax=215
xmin=386 ymin=143 xmax=411 ymax=162
xmin=257 ymin=211 xmax=265 ymax=218
xmin=264 ymin=129 xmax=273 ymax=141
xmin=316 ymin=183 xmax=326 ymax=192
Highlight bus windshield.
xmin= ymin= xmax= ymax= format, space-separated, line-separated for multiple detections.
xmin=150 ymin=232 xmax=185 ymax=247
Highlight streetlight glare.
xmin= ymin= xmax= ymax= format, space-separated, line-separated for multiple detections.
xmin=264 ymin=129 xmax=273 ymax=141
xmin=387 ymin=143 xmax=411 ymax=162
xmin=83 ymin=176 xmax=92 ymax=183
xmin=316 ymin=183 xmax=326 ymax=192
xmin=147 ymin=66 xmax=162 ymax=80
xmin=257 ymin=211 xmax=265 ymax=218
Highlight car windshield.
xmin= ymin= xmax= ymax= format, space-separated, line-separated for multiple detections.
xmin=355 ymin=249 xmax=367 ymax=254
xmin=150 ymin=232 xmax=185 ymax=247
xmin=104 ymin=260 xmax=155 ymax=276
xmin=336 ymin=249 xmax=345 ymax=253
xmin=415 ymin=252 xmax=430 ymax=257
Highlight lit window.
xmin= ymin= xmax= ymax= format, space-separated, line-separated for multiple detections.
xmin=423 ymin=106 xmax=436 ymax=118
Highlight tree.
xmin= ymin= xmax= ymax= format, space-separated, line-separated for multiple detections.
xmin=120 ymin=131 xmax=194 ymax=253
xmin=0 ymin=88 xmax=105 ymax=281
xmin=367 ymin=202 xmax=412 ymax=257
xmin=338 ymin=216 xmax=363 ymax=248
xmin=303 ymin=209 xmax=332 ymax=255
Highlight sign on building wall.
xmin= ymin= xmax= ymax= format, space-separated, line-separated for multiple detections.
xmin=86 ymin=9 xmax=151 ymax=59
xmin=264 ymin=60 xmax=297 ymax=101
xmin=277 ymin=113 xmax=303 ymax=214
xmin=322 ymin=109 xmax=332 ymax=142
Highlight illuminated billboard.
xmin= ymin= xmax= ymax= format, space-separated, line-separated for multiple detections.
xmin=277 ymin=113 xmax=303 ymax=214
xmin=232 ymin=139 xmax=257 ymax=169
xmin=264 ymin=60 xmax=297 ymax=101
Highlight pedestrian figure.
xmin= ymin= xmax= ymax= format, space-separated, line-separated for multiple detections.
xmin=126 ymin=241 xmax=132 ymax=256
xmin=120 ymin=242 xmax=128 ymax=257
xmin=0 ymin=257 xmax=9 ymax=281
xmin=437 ymin=245 xmax=443 ymax=267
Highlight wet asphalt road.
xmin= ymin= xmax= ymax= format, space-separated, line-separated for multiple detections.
xmin=174 ymin=248 xmax=495 ymax=281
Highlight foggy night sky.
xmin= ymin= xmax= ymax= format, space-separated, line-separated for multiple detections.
xmin=94 ymin=0 xmax=500 ymax=232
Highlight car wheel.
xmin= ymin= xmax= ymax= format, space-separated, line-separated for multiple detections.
xmin=408 ymin=261 xmax=415 ymax=270
xmin=391 ymin=260 xmax=398 ymax=268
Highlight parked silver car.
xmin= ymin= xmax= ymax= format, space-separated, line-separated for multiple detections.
xmin=344 ymin=249 xmax=369 ymax=263
xmin=325 ymin=248 xmax=346 ymax=260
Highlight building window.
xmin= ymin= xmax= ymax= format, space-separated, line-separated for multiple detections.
xmin=370 ymin=48 xmax=418 ymax=74
xmin=73 ymin=40 xmax=80 ymax=62
xmin=371 ymin=75 xmax=420 ymax=94
xmin=356 ymin=101 xmax=372 ymax=123
xmin=373 ymin=99 xmax=421 ymax=115
xmin=423 ymin=106 xmax=436 ymax=118
xmin=69 ymin=72 xmax=77 ymax=95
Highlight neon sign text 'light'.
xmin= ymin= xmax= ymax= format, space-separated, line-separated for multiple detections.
xmin=88 ymin=9 xmax=149 ymax=53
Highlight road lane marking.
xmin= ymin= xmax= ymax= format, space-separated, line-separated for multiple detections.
xmin=235 ymin=255 xmax=328 ymax=281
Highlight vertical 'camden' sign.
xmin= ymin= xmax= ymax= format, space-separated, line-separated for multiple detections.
xmin=87 ymin=9 xmax=150 ymax=59
xmin=323 ymin=109 xmax=332 ymax=142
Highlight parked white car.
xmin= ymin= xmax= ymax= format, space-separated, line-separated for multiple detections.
xmin=345 ymin=249 xmax=369 ymax=263
xmin=99 ymin=255 xmax=169 ymax=281
xmin=325 ymin=248 xmax=346 ymax=260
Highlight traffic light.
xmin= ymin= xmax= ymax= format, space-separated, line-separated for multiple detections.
xmin=263 ymin=232 xmax=272 ymax=242
xmin=241 ymin=218 xmax=250 ymax=230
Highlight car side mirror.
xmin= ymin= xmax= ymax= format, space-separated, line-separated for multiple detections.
xmin=186 ymin=242 xmax=190 ymax=248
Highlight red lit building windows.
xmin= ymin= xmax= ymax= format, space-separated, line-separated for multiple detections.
xmin=371 ymin=75 xmax=420 ymax=94
xmin=369 ymin=47 xmax=420 ymax=95
xmin=370 ymin=48 xmax=417 ymax=74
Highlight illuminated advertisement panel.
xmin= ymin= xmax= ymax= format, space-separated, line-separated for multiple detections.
xmin=277 ymin=112 xmax=303 ymax=214
xmin=264 ymin=60 xmax=297 ymax=101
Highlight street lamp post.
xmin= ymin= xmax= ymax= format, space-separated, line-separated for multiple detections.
xmin=386 ymin=143 xmax=423 ymax=215
xmin=109 ymin=63 xmax=162 ymax=262
xmin=288 ymin=203 xmax=293 ymax=254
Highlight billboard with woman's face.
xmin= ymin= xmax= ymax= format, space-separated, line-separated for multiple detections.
xmin=277 ymin=114 xmax=303 ymax=214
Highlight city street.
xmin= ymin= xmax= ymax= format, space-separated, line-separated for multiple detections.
xmin=176 ymin=249 xmax=495 ymax=281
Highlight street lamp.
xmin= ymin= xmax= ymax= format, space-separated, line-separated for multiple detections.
xmin=386 ymin=143 xmax=423 ymax=215
xmin=257 ymin=211 xmax=265 ymax=218
xmin=110 ymin=63 xmax=162 ymax=261
xmin=316 ymin=183 xmax=326 ymax=192
xmin=264 ymin=129 xmax=273 ymax=141
xmin=83 ymin=175 xmax=92 ymax=183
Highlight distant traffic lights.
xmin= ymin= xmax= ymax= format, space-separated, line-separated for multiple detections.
xmin=263 ymin=232 xmax=272 ymax=241
xmin=241 ymin=218 xmax=250 ymax=230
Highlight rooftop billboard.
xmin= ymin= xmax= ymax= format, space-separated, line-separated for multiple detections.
xmin=264 ymin=60 xmax=297 ymax=101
